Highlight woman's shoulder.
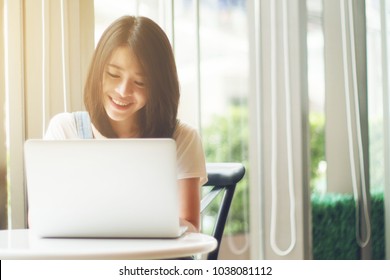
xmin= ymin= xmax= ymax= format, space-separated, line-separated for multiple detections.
xmin=173 ymin=120 xmax=203 ymax=149
xmin=49 ymin=112 xmax=75 ymax=123
xmin=173 ymin=120 xmax=207 ymax=185
xmin=44 ymin=112 xmax=79 ymax=139
xmin=174 ymin=120 xmax=200 ymax=138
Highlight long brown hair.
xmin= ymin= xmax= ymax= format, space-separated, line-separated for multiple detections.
xmin=84 ymin=16 xmax=180 ymax=138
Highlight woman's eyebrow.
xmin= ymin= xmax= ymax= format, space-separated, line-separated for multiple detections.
xmin=107 ymin=64 xmax=123 ymax=70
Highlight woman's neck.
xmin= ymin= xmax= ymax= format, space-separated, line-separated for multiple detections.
xmin=109 ymin=118 xmax=140 ymax=138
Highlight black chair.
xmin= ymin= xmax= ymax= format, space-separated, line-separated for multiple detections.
xmin=201 ymin=162 xmax=246 ymax=260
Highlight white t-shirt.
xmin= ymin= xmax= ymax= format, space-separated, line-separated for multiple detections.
xmin=44 ymin=112 xmax=208 ymax=186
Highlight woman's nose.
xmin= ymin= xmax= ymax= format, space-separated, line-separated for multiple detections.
xmin=116 ymin=80 xmax=132 ymax=97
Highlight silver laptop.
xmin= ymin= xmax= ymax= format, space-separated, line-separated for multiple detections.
xmin=24 ymin=139 xmax=186 ymax=238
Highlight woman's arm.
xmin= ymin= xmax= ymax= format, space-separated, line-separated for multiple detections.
xmin=178 ymin=178 xmax=201 ymax=232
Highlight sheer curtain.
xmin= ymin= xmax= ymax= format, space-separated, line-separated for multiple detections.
xmin=0 ymin=0 xmax=7 ymax=230
xmin=3 ymin=0 xmax=94 ymax=229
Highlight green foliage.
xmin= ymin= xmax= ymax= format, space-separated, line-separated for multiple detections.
xmin=309 ymin=113 xmax=325 ymax=191
xmin=310 ymin=114 xmax=385 ymax=259
xmin=202 ymin=103 xmax=249 ymax=235
xmin=371 ymin=190 xmax=385 ymax=259
xmin=311 ymin=191 xmax=385 ymax=259
xmin=311 ymin=192 xmax=360 ymax=259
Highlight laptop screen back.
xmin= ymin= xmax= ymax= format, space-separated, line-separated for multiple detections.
xmin=24 ymin=139 xmax=181 ymax=238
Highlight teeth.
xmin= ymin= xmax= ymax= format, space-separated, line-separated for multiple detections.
xmin=112 ymin=98 xmax=131 ymax=107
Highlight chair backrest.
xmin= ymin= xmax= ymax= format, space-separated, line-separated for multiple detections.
xmin=201 ymin=162 xmax=246 ymax=260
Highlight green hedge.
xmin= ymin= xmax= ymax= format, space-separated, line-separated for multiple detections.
xmin=371 ymin=190 xmax=385 ymax=260
xmin=312 ymin=191 xmax=385 ymax=259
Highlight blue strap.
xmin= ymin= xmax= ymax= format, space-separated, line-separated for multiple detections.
xmin=73 ymin=111 xmax=93 ymax=139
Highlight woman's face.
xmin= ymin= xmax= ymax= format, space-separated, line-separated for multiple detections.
xmin=102 ymin=46 xmax=148 ymax=128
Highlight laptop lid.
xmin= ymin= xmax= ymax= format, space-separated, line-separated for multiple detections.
xmin=24 ymin=139 xmax=183 ymax=238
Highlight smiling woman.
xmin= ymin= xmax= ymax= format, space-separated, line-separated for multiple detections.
xmin=44 ymin=15 xmax=207 ymax=234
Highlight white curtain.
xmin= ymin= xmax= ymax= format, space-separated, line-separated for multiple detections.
xmin=0 ymin=0 xmax=8 ymax=230
xmin=3 ymin=0 xmax=94 ymax=229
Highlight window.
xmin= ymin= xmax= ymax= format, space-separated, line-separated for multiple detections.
xmin=197 ymin=0 xmax=250 ymax=258
xmin=307 ymin=0 xmax=325 ymax=194
xmin=366 ymin=0 xmax=385 ymax=192
xmin=309 ymin=0 xmax=386 ymax=259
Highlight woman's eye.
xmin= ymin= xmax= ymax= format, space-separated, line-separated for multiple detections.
xmin=135 ymin=81 xmax=145 ymax=87
xmin=107 ymin=72 xmax=120 ymax=78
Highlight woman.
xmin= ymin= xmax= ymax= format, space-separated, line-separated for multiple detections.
xmin=44 ymin=16 xmax=207 ymax=233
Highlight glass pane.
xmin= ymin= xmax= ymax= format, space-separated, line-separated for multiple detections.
xmin=366 ymin=0 xmax=384 ymax=192
xmin=310 ymin=0 xmax=385 ymax=260
xmin=199 ymin=0 xmax=250 ymax=258
xmin=174 ymin=0 xmax=199 ymax=127
xmin=307 ymin=0 xmax=326 ymax=194
xmin=94 ymin=0 xmax=161 ymax=45
xmin=366 ymin=0 xmax=385 ymax=260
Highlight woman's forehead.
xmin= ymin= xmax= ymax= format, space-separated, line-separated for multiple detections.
xmin=106 ymin=46 xmax=144 ymax=75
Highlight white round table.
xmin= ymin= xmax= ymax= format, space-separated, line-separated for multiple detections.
xmin=0 ymin=229 xmax=217 ymax=259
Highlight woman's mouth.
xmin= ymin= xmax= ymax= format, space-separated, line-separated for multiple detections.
xmin=111 ymin=97 xmax=132 ymax=107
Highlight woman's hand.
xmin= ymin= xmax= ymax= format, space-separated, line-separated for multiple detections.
xmin=180 ymin=218 xmax=198 ymax=233
xmin=178 ymin=178 xmax=201 ymax=232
